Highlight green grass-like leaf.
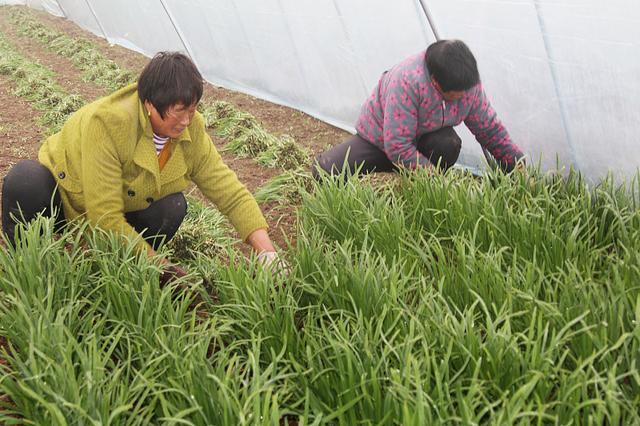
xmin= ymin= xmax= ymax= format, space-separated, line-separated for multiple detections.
xmin=2 ymin=166 xmax=640 ymax=424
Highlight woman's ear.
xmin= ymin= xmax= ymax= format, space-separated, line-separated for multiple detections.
xmin=431 ymin=77 xmax=444 ymax=94
xmin=144 ymin=100 xmax=153 ymax=117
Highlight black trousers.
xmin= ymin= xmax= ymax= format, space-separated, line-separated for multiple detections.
xmin=312 ymin=126 xmax=462 ymax=178
xmin=1 ymin=160 xmax=187 ymax=250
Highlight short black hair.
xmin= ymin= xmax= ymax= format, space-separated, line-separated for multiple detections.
xmin=426 ymin=40 xmax=480 ymax=92
xmin=138 ymin=51 xmax=203 ymax=119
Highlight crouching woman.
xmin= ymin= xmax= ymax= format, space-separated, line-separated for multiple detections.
xmin=1 ymin=51 xmax=280 ymax=279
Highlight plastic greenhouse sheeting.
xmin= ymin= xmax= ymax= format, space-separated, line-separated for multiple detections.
xmin=3 ymin=0 xmax=639 ymax=180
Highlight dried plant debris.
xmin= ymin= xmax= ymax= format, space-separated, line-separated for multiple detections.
xmin=200 ymin=99 xmax=310 ymax=170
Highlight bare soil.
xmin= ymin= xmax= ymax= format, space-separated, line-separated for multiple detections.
xmin=0 ymin=75 xmax=43 ymax=177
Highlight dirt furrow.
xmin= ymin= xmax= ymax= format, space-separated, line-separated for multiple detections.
xmin=0 ymin=74 xmax=43 ymax=177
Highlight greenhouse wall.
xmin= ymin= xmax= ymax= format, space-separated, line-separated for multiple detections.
xmin=3 ymin=0 xmax=639 ymax=180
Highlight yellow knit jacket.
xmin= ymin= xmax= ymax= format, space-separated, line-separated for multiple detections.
xmin=38 ymin=83 xmax=268 ymax=251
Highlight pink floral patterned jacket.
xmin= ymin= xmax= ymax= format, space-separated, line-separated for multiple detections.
xmin=355 ymin=50 xmax=523 ymax=170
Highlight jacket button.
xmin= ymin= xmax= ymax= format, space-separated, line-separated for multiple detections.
xmin=127 ymin=189 xmax=136 ymax=197
xmin=58 ymin=171 xmax=65 ymax=179
xmin=146 ymin=197 xmax=154 ymax=203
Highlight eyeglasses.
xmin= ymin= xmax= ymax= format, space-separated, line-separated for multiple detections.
xmin=166 ymin=104 xmax=197 ymax=121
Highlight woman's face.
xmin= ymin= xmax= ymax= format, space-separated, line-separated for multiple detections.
xmin=145 ymin=100 xmax=197 ymax=138
xmin=431 ymin=78 xmax=466 ymax=102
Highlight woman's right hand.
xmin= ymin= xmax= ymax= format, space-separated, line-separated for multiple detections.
xmin=148 ymin=247 xmax=188 ymax=285
xmin=160 ymin=263 xmax=188 ymax=286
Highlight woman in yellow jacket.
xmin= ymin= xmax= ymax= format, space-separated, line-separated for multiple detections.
xmin=2 ymin=52 xmax=279 ymax=280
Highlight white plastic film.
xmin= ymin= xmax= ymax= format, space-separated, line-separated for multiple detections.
xmin=24 ymin=0 xmax=62 ymax=16
xmin=1 ymin=0 xmax=639 ymax=179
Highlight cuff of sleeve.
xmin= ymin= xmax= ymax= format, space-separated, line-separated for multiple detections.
xmin=118 ymin=226 xmax=152 ymax=253
xmin=235 ymin=215 xmax=269 ymax=242
xmin=135 ymin=238 xmax=153 ymax=253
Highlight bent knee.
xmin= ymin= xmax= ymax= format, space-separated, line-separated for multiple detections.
xmin=162 ymin=192 xmax=187 ymax=220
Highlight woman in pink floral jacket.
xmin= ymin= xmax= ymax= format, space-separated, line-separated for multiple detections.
xmin=313 ymin=39 xmax=524 ymax=177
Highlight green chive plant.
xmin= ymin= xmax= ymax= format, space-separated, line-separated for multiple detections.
xmin=166 ymin=195 xmax=237 ymax=285
xmin=291 ymin=166 xmax=640 ymax=423
xmin=1 ymin=166 xmax=639 ymax=423
xmin=256 ymin=135 xmax=309 ymax=170
xmin=0 ymin=216 xmax=292 ymax=424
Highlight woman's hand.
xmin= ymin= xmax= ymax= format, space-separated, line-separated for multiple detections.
xmin=256 ymin=250 xmax=290 ymax=282
xmin=147 ymin=247 xmax=188 ymax=286
xmin=159 ymin=263 xmax=189 ymax=286
xmin=247 ymin=228 xmax=290 ymax=279
xmin=246 ymin=228 xmax=276 ymax=253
